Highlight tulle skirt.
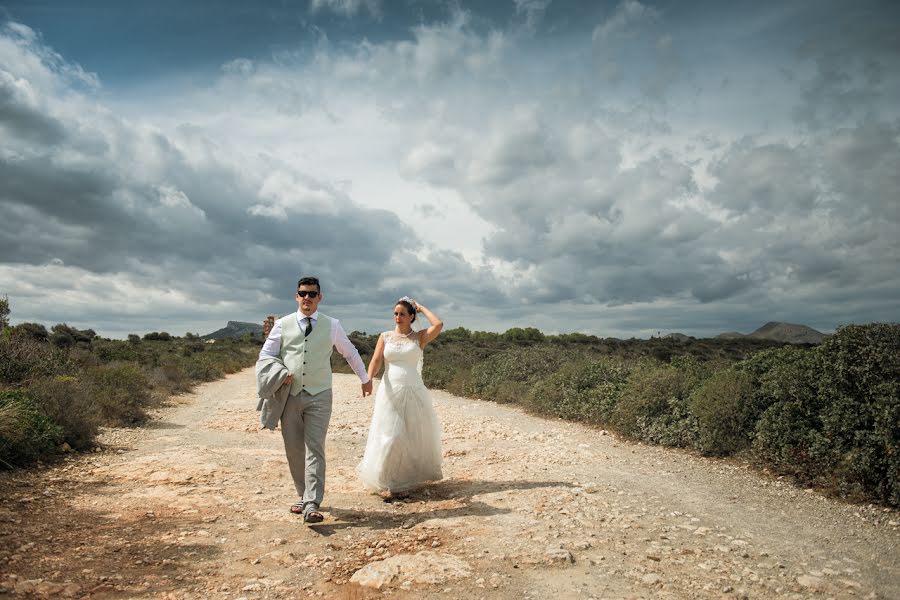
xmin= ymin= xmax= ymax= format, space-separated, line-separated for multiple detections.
xmin=356 ymin=378 xmax=443 ymax=493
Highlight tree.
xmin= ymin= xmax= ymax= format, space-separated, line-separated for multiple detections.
xmin=503 ymin=327 xmax=545 ymax=343
xmin=51 ymin=324 xmax=95 ymax=346
xmin=13 ymin=322 xmax=49 ymax=341
xmin=0 ymin=294 xmax=9 ymax=330
xmin=50 ymin=329 xmax=75 ymax=348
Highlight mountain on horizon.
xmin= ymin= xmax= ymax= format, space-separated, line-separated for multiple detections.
xmin=663 ymin=333 xmax=694 ymax=341
xmin=716 ymin=321 xmax=826 ymax=344
xmin=203 ymin=321 xmax=264 ymax=340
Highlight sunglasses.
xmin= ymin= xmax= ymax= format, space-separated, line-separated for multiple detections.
xmin=297 ymin=291 xmax=320 ymax=298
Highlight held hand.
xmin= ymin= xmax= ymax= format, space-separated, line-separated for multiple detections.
xmin=361 ymin=380 xmax=373 ymax=397
xmin=282 ymin=373 xmax=294 ymax=388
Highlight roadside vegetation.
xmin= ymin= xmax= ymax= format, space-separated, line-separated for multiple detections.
xmin=4 ymin=290 xmax=896 ymax=508
xmin=342 ymin=323 xmax=900 ymax=508
xmin=0 ymin=296 xmax=259 ymax=468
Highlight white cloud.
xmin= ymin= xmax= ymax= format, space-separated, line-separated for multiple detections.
xmin=3 ymin=5 xmax=899 ymax=338
xmin=514 ymin=0 xmax=553 ymax=31
xmin=310 ymin=0 xmax=382 ymax=19
xmin=0 ymin=22 xmax=507 ymax=336
xmin=592 ymin=0 xmax=659 ymax=45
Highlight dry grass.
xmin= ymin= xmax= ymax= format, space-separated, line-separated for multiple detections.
xmin=0 ymin=401 xmax=23 ymax=441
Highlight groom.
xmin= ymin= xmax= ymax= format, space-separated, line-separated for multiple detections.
xmin=257 ymin=276 xmax=372 ymax=523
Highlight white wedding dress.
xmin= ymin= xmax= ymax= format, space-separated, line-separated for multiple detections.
xmin=356 ymin=330 xmax=443 ymax=493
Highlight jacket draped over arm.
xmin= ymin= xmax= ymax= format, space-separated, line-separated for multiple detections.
xmin=255 ymin=356 xmax=292 ymax=430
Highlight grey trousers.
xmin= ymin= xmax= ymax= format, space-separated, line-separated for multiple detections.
xmin=280 ymin=388 xmax=333 ymax=506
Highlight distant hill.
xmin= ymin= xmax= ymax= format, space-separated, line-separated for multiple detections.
xmin=716 ymin=322 xmax=825 ymax=344
xmin=717 ymin=331 xmax=746 ymax=340
xmin=203 ymin=321 xmax=263 ymax=340
xmin=663 ymin=333 xmax=694 ymax=342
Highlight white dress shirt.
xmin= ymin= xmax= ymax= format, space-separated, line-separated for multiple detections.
xmin=259 ymin=310 xmax=370 ymax=384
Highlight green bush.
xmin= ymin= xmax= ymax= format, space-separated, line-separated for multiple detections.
xmin=50 ymin=324 xmax=95 ymax=349
xmin=182 ymin=354 xmax=224 ymax=381
xmin=0 ymin=295 xmax=259 ymax=467
xmin=690 ymin=368 xmax=755 ymax=455
xmin=526 ymin=357 xmax=631 ymax=423
xmin=28 ymin=376 xmax=101 ymax=450
xmin=750 ymin=347 xmax=825 ymax=481
xmin=0 ymin=391 xmax=63 ymax=468
xmin=147 ymin=362 xmax=193 ymax=396
xmin=814 ymin=324 xmax=900 ymax=505
xmin=93 ymin=339 xmax=141 ymax=363
xmin=612 ymin=360 xmax=704 ymax=448
xmin=87 ymin=362 xmax=153 ymax=426
xmin=469 ymin=345 xmax=574 ymax=403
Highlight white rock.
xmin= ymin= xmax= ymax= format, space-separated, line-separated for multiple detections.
xmin=350 ymin=552 xmax=471 ymax=589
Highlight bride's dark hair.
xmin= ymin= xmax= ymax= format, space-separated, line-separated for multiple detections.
xmin=396 ymin=299 xmax=417 ymax=323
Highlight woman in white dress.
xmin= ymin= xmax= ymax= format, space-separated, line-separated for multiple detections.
xmin=357 ymin=297 xmax=444 ymax=500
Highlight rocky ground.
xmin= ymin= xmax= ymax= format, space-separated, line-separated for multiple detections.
xmin=1 ymin=369 xmax=898 ymax=599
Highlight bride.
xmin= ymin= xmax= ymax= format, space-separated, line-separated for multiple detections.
xmin=357 ymin=297 xmax=444 ymax=499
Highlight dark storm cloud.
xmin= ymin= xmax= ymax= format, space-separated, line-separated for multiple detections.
xmin=2 ymin=2 xmax=899 ymax=339
xmin=0 ymin=21 xmax=508 ymax=335
xmin=791 ymin=13 xmax=900 ymax=130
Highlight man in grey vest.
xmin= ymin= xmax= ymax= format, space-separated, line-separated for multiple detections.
xmin=258 ymin=276 xmax=372 ymax=522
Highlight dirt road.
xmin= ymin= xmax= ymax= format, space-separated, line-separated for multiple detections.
xmin=1 ymin=369 xmax=898 ymax=599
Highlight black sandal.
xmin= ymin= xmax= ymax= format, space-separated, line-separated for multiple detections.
xmin=290 ymin=501 xmax=305 ymax=515
xmin=303 ymin=502 xmax=324 ymax=523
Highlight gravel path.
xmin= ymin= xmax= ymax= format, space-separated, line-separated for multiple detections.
xmin=1 ymin=369 xmax=898 ymax=599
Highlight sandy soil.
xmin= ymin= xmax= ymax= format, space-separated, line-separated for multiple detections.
xmin=1 ymin=369 xmax=898 ymax=599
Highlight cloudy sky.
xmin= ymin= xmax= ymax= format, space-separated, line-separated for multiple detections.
xmin=1 ymin=0 xmax=898 ymax=339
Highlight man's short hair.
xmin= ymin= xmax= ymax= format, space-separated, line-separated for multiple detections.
xmin=297 ymin=276 xmax=321 ymax=292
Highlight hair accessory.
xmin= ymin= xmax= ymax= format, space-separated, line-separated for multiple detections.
xmin=398 ymin=296 xmax=416 ymax=310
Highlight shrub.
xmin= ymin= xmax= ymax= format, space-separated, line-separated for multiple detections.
xmin=50 ymin=329 xmax=75 ymax=348
xmin=93 ymin=339 xmax=141 ymax=363
xmin=0 ymin=334 xmax=70 ymax=385
xmin=469 ymin=345 xmax=574 ymax=403
xmin=87 ymin=362 xmax=154 ymax=425
xmin=750 ymin=347 xmax=825 ymax=481
xmin=439 ymin=327 xmax=472 ymax=343
xmin=423 ymin=363 xmax=472 ymax=397
xmin=503 ymin=327 xmax=544 ymax=343
xmin=50 ymin=324 xmax=95 ymax=349
xmin=28 ymin=376 xmax=101 ymax=450
xmin=690 ymin=368 xmax=755 ymax=456
xmin=143 ymin=332 xmax=173 ymax=341
xmin=612 ymin=361 xmax=704 ymax=448
xmin=146 ymin=363 xmax=192 ymax=396
xmin=0 ymin=390 xmax=64 ymax=468
xmin=526 ymin=357 xmax=631 ymax=424
xmin=12 ymin=322 xmax=49 ymax=341
xmin=814 ymin=324 xmax=900 ymax=505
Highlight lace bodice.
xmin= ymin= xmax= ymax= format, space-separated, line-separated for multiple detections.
xmin=382 ymin=330 xmax=424 ymax=384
